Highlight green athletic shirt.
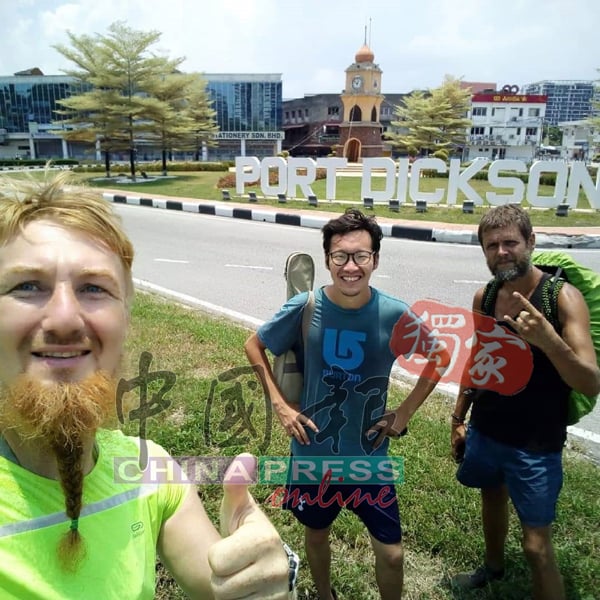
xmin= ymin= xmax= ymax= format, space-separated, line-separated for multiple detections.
xmin=0 ymin=429 xmax=187 ymax=599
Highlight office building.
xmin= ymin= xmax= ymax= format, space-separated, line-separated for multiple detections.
xmin=0 ymin=70 xmax=90 ymax=159
xmin=0 ymin=69 xmax=283 ymax=161
xmin=205 ymin=73 xmax=283 ymax=160
xmin=522 ymin=80 xmax=597 ymax=126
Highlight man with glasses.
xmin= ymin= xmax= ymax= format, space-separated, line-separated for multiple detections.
xmin=245 ymin=208 xmax=448 ymax=600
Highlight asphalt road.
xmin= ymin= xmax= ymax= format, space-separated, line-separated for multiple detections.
xmin=116 ymin=204 xmax=600 ymax=460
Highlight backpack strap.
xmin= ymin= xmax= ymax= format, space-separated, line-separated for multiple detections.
xmin=541 ymin=270 xmax=565 ymax=330
xmin=481 ymin=272 xmax=565 ymax=327
xmin=481 ymin=278 xmax=501 ymax=315
xmin=300 ymin=290 xmax=315 ymax=370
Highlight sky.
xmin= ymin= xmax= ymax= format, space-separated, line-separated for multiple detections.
xmin=1 ymin=0 xmax=598 ymax=99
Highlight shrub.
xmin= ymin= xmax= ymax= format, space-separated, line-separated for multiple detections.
xmin=0 ymin=158 xmax=78 ymax=167
xmin=72 ymin=160 xmax=229 ymax=174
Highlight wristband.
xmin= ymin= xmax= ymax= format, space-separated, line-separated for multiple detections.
xmin=451 ymin=414 xmax=465 ymax=424
xmin=282 ymin=542 xmax=299 ymax=592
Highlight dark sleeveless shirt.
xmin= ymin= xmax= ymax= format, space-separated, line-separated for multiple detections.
xmin=470 ymin=274 xmax=570 ymax=452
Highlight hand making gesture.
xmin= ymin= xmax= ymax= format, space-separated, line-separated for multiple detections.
xmin=502 ymin=291 xmax=557 ymax=350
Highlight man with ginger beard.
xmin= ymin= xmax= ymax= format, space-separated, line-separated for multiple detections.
xmin=0 ymin=172 xmax=293 ymax=599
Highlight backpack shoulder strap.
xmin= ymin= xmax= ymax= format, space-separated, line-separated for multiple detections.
xmin=300 ymin=290 xmax=315 ymax=370
xmin=541 ymin=272 xmax=566 ymax=330
xmin=481 ymin=278 xmax=501 ymax=315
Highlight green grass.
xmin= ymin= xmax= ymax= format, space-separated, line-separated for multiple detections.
xmin=90 ymin=171 xmax=600 ymax=227
xmin=5 ymin=169 xmax=598 ymax=227
xmin=123 ymin=292 xmax=600 ymax=600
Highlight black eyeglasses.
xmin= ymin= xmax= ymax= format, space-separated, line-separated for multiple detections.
xmin=328 ymin=251 xmax=375 ymax=266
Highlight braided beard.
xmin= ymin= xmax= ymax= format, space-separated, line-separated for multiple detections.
xmin=0 ymin=371 xmax=116 ymax=448
xmin=0 ymin=371 xmax=117 ymax=570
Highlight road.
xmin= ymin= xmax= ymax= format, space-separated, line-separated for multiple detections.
xmin=116 ymin=204 xmax=600 ymax=460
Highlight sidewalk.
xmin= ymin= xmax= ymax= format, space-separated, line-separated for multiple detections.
xmin=100 ymin=188 xmax=600 ymax=249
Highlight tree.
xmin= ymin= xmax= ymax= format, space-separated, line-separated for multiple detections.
xmin=55 ymin=22 xmax=214 ymax=180
xmin=544 ymin=125 xmax=562 ymax=146
xmin=143 ymin=73 xmax=218 ymax=174
xmin=184 ymin=77 xmax=219 ymax=162
xmin=586 ymin=70 xmax=600 ymax=156
xmin=387 ymin=76 xmax=472 ymax=158
xmin=149 ymin=74 xmax=219 ymax=173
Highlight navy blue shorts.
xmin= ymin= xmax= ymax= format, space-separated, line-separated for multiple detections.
xmin=282 ymin=480 xmax=402 ymax=544
xmin=457 ymin=426 xmax=563 ymax=527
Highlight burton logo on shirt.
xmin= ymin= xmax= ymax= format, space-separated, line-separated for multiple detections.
xmin=323 ymin=328 xmax=366 ymax=372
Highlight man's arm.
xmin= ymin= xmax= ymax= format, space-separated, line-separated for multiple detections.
xmin=244 ymin=332 xmax=318 ymax=445
xmin=157 ymin=486 xmax=219 ymax=599
xmin=450 ymin=288 xmax=484 ymax=460
xmin=450 ymin=386 xmax=474 ymax=462
xmin=157 ymin=455 xmax=290 ymax=600
xmin=503 ymin=284 xmax=600 ymax=397
xmin=390 ymin=338 xmax=452 ymax=431
xmin=369 ymin=317 xmax=452 ymax=448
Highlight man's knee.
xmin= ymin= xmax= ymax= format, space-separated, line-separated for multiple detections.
xmin=521 ymin=526 xmax=554 ymax=566
xmin=374 ymin=541 xmax=404 ymax=570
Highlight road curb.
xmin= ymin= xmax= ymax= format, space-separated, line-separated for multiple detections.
xmin=103 ymin=193 xmax=600 ymax=249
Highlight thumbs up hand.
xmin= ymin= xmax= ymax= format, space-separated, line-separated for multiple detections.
xmin=208 ymin=454 xmax=292 ymax=599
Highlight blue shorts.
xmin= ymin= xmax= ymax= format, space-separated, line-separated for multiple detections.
xmin=282 ymin=480 xmax=402 ymax=544
xmin=457 ymin=426 xmax=563 ymax=527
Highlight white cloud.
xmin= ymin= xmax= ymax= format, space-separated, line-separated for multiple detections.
xmin=0 ymin=0 xmax=598 ymax=95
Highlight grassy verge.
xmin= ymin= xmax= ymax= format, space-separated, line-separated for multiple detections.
xmin=124 ymin=292 xmax=599 ymax=600
xmin=3 ymin=169 xmax=598 ymax=227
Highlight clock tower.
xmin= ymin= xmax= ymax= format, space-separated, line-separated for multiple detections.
xmin=336 ymin=42 xmax=384 ymax=161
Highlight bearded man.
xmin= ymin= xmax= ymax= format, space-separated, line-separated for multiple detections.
xmin=450 ymin=204 xmax=600 ymax=600
xmin=0 ymin=172 xmax=291 ymax=599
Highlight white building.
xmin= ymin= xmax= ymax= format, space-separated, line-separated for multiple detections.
xmin=466 ymin=89 xmax=547 ymax=163
xmin=558 ymin=120 xmax=600 ymax=161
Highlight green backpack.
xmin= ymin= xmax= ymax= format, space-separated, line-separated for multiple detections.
xmin=481 ymin=250 xmax=600 ymax=425
xmin=272 ymin=252 xmax=315 ymax=405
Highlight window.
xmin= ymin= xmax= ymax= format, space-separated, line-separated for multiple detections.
xmin=349 ymin=105 xmax=362 ymax=122
xmin=526 ymin=127 xmax=537 ymax=136
xmin=528 ymin=108 xmax=540 ymax=117
xmin=470 ymin=126 xmax=485 ymax=135
xmin=328 ymin=105 xmax=340 ymax=116
xmin=472 ymin=107 xmax=487 ymax=116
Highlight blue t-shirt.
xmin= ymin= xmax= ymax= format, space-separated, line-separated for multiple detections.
xmin=258 ymin=287 xmax=412 ymax=459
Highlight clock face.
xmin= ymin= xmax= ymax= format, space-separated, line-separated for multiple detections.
xmin=352 ymin=76 xmax=362 ymax=90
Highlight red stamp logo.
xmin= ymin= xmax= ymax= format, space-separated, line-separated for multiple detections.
xmin=390 ymin=300 xmax=532 ymax=395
